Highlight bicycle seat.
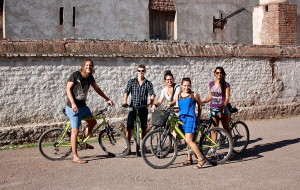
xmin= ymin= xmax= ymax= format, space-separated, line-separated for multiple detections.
xmin=230 ymin=108 xmax=238 ymax=113
xmin=199 ymin=119 xmax=210 ymax=125
xmin=227 ymin=103 xmax=238 ymax=113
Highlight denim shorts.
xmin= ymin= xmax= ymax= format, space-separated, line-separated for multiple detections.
xmin=65 ymin=105 xmax=93 ymax=129
xmin=210 ymin=106 xmax=229 ymax=116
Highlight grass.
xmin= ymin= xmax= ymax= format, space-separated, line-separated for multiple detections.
xmin=0 ymin=143 xmax=38 ymax=151
xmin=0 ymin=139 xmax=101 ymax=151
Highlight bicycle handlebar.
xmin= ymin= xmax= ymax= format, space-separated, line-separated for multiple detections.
xmin=156 ymin=106 xmax=180 ymax=115
xmin=96 ymin=104 xmax=111 ymax=116
xmin=202 ymin=103 xmax=238 ymax=114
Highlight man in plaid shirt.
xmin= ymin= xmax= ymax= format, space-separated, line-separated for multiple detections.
xmin=122 ymin=65 xmax=156 ymax=150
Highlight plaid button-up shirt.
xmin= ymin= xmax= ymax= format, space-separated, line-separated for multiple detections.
xmin=124 ymin=77 xmax=155 ymax=107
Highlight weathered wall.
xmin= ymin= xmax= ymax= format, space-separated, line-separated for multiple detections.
xmin=295 ymin=0 xmax=300 ymax=45
xmin=4 ymin=0 xmax=149 ymax=40
xmin=253 ymin=3 xmax=297 ymax=45
xmin=1 ymin=0 xmax=266 ymax=44
xmin=174 ymin=0 xmax=256 ymax=43
xmin=0 ymin=39 xmax=300 ymax=145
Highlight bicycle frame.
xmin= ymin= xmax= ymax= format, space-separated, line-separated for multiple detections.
xmin=57 ymin=114 xmax=108 ymax=147
xmin=133 ymin=108 xmax=142 ymax=138
xmin=167 ymin=114 xmax=219 ymax=149
xmin=81 ymin=116 xmax=107 ymax=143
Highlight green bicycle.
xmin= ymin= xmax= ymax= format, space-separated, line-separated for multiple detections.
xmin=125 ymin=106 xmax=143 ymax=156
xmin=38 ymin=105 xmax=130 ymax=161
xmin=141 ymin=107 xmax=233 ymax=169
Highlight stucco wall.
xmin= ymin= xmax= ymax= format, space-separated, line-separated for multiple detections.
xmin=4 ymin=0 xmax=149 ymax=40
xmin=0 ymin=39 xmax=300 ymax=145
xmin=174 ymin=0 xmax=256 ymax=43
xmin=1 ymin=56 xmax=298 ymax=127
xmin=2 ymin=0 xmax=262 ymax=44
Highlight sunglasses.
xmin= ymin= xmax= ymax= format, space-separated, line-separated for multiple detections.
xmin=137 ymin=70 xmax=145 ymax=73
xmin=215 ymin=72 xmax=223 ymax=74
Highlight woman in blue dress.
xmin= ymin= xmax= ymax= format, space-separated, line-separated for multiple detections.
xmin=175 ymin=77 xmax=205 ymax=168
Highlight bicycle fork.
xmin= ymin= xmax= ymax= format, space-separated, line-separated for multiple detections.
xmin=106 ymin=126 xmax=117 ymax=145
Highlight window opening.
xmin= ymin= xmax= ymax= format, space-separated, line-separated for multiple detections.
xmin=0 ymin=0 xmax=3 ymax=37
xmin=73 ymin=7 xmax=76 ymax=27
xmin=149 ymin=11 xmax=175 ymax=40
xmin=59 ymin=7 xmax=64 ymax=25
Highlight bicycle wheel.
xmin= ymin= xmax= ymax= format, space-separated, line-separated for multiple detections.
xmin=231 ymin=121 xmax=249 ymax=154
xmin=199 ymin=127 xmax=233 ymax=166
xmin=98 ymin=127 xmax=130 ymax=157
xmin=141 ymin=128 xmax=178 ymax=169
xmin=38 ymin=128 xmax=72 ymax=161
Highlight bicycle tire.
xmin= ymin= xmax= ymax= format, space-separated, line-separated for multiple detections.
xmin=199 ymin=127 xmax=233 ymax=166
xmin=98 ymin=127 xmax=130 ymax=157
xmin=141 ymin=129 xmax=178 ymax=169
xmin=134 ymin=121 xmax=141 ymax=156
xmin=231 ymin=121 xmax=249 ymax=154
xmin=38 ymin=128 xmax=72 ymax=161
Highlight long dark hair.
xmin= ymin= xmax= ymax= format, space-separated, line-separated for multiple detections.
xmin=214 ymin=66 xmax=227 ymax=94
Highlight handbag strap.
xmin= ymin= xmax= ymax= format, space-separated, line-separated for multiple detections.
xmin=170 ymin=84 xmax=180 ymax=102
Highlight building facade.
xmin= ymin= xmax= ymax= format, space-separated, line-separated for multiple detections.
xmin=0 ymin=0 xmax=288 ymax=44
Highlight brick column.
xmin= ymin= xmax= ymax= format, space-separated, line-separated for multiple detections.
xmin=253 ymin=3 xmax=297 ymax=45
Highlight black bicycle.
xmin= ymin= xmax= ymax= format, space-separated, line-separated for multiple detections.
xmin=227 ymin=103 xmax=250 ymax=154
xmin=202 ymin=103 xmax=250 ymax=154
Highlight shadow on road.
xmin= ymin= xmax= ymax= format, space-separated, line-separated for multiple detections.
xmin=230 ymin=137 xmax=300 ymax=163
xmin=82 ymin=154 xmax=112 ymax=162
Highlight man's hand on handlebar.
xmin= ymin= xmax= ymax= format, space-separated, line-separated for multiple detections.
xmin=122 ymin=103 xmax=129 ymax=108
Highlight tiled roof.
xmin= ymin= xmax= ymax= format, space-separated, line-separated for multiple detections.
xmin=0 ymin=38 xmax=299 ymax=58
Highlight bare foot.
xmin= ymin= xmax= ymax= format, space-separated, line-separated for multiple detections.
xmin=72 ymin=157 xmax=88 ymax=164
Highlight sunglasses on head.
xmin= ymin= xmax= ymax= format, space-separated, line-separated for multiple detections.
xmin=137 ymin=70 xmax=145 ymax=73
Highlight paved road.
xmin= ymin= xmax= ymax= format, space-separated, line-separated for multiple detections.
xmin=1 ymin=116 xmax=300 ymax=190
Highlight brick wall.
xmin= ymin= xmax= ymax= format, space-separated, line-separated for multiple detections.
xmin=149 ymin=0 xmax=176 ymax=12
xmin=255 ymin=3 xmax=297 ymax=45
xmin=1 ymin=38 xmax=300 ymax=58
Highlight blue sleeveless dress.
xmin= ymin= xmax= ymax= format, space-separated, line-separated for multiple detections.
xmin=178 ymin=94 xmax=198 ymax=134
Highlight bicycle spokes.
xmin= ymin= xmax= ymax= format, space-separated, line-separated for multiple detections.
xmin=199 ymin=127 xmax=233 ymax=166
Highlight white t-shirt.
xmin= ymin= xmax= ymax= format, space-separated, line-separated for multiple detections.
xmin=159 ymin=84 xmax=181 ymax=102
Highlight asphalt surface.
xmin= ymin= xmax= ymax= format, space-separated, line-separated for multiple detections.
xmin=0 ymin=116 xmax=300 ymax=190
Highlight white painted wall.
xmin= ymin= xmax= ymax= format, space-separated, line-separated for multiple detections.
xmin=1 ymin=56 xmax=299 ymax=127
xmin=1 ymin=56 xmax=299 ymax=144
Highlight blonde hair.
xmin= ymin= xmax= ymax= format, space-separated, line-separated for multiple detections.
xmin=80 ymin=59 xmax=95 ymax=74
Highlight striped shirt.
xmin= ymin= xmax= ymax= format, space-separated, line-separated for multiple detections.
xmin=124 ymin=77 xmax=155 ymax=107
